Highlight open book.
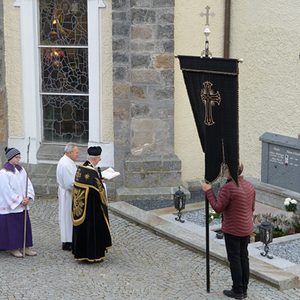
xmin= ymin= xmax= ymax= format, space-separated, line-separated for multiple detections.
xmin=101 ymin=167 xmax=120 ymax=180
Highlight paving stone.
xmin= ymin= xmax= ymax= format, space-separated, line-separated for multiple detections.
xmin=0 ymin=196 xmax=299 ymax=299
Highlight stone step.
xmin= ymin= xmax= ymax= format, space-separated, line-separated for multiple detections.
xmin=20 ymin=163 xmax=58 ymax=196
xmin=247 ymin=177 xmax=300 ymax=214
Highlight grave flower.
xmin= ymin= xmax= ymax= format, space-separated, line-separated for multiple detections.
xmin=286 ymin=227 xmax=296 ymax=235
xmin=253 ymin=213 xmax=300 ymax=235
xmin=209 ymin=210 xmax=222 ymax=219
xmin=209 ymin=209 xmax=222 ymax=223
xmin=284 ymin=197 xmax=297 ymax=213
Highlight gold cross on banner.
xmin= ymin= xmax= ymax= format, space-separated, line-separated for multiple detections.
xmin=201 ymin=81 xmax=221 ymax=126
xmin=200 ymin=5 xmax=215 ymax=26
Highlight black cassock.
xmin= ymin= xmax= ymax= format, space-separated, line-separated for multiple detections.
xmin=71 ymin=161 xmax=112 ymax=262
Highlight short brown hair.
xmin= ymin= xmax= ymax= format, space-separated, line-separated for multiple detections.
xmin=238 ymin=162 xmax=244 ymax=175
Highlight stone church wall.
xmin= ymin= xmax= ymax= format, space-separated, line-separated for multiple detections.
xmin=112 ymin=0 xmax=187 ymax=200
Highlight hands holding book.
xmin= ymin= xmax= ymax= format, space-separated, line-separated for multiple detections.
xmin=101 ymin=167 xmax=120 ymax=180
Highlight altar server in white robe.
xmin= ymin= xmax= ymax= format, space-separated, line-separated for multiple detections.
xmin=56 ymin=143 xmax=79 ymax=251
xmin=0 ymin=147 xmax=36 ymax=257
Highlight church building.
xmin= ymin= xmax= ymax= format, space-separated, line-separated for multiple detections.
xmin=1 ymin=0 xmax=299 ymax=199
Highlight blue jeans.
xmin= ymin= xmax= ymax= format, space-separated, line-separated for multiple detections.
xmin=224 ymin=233 xmax=250 ymax=294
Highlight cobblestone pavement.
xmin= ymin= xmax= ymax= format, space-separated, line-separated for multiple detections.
xmin=0 ymin=198 xmax=299 ymax=300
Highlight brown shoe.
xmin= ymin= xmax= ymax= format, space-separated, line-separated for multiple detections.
xmin=24 ymin=247 xmax=37 ymax=256
xmin=10 ymin=249 xmax=23 ymax=258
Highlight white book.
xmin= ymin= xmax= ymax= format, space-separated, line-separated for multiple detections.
xmin=101 ymin=167 xmax=120 ymax=180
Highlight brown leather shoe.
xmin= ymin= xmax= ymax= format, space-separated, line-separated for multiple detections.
xmin=24 ymin=247 xmax=37 ymax=256
xmin=10 ymin=249 xmax=23 ymax=258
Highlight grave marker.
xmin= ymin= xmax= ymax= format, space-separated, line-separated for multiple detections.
xmin=260 ymin=132 xmax=300 ymax=193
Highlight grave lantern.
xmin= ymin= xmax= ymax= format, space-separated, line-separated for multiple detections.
xmin=259 ymin=220 xmax=274 ymax=259
xmin=174 ymin=187 xmax=186 ymax=223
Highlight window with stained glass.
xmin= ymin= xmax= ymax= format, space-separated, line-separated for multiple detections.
xmin=39 ymin=0 xmax=88 ymax=143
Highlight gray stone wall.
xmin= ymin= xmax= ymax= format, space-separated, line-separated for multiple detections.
xmin=0 ymin=1 xmax=8 ymax=165
xmin=112 ymin=0 xmax=181 ymax=199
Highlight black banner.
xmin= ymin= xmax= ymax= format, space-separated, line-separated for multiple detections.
xmin=178 ymin=56 xmax=239 ymax=185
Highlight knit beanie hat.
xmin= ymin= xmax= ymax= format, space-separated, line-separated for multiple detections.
xmin=5 ymin=147 xmax=21 ymax=161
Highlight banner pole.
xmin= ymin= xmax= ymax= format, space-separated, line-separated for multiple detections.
xmin=205 ymin=194 xmax=210 ymax=293
xmin=204 ymin=25 xmax=211 ymax=294
xmin=22 ymin=137 xmax=30 ymax=258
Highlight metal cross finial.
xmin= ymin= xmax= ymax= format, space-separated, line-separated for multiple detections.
xmin=200 ymin=5 xmax=215 ymax=26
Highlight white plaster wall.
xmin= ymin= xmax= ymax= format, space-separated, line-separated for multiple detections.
xmin=175 ymin=0 xmax=300 ymax=183
xmin=231 ymin=1 xmax=300 ymax=179
xmin=101 ymin=0 xmax=114 ymax=142
xmin=3 ymin=0 xmax=23 ymax=137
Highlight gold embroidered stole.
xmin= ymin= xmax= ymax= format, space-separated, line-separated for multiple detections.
xmin=71 ymin=163 xmax=107 ymax=226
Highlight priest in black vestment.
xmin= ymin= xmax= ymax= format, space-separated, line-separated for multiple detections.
xmin=71 ymin=146 xmax=112 ymax=262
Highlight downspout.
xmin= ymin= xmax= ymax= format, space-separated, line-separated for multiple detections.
xmin=224 ymin=0 xmax=231 ymax=58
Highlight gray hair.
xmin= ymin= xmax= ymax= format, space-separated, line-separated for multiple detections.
xmin=87 ymin=155 xmax=99 ymax=160
xmin=64 ymin=143 xmax=77 ymax=154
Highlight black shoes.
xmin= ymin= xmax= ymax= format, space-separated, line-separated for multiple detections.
xmin=62 ymin=242 xmax=72 ymax=251
xmin=223 ymin=289 xmax=244 ymax=299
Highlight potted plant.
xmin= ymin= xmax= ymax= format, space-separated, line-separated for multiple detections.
xmin=284 ymin=197 xmax=298 ymax=217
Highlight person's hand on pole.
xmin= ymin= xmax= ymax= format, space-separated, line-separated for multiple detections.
xmin=21 ymin=197 xmax=30 ymax=206
xmin=203 ymin=182 xmax=212 ymax=192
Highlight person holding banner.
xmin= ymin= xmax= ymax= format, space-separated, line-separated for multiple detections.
xmin=0 ymin=147 xmax=36 ymax=258
xmin=203 ymin=162 xmax=255 ymax=299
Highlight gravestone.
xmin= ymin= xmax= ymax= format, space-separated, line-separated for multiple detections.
xmin=260 ymin=132 xmax=300 ymax=193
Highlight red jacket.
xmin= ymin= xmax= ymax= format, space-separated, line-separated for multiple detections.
xmin=205 ymin=176 xmax=255 ymax=237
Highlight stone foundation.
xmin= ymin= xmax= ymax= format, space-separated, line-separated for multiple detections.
xmin=116 ymin=154 xmax=190 ymax=201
